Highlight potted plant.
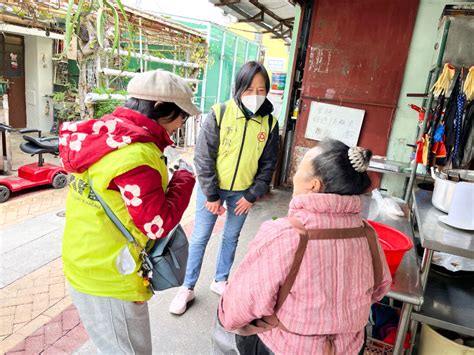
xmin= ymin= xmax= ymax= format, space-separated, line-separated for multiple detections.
xmin=50 ymin=85 xmax=80 ymax=133
xmin=52 ymin=91 xmax=66 ymax=109
xmin=91 ymin=87 xmax=127 ymax=118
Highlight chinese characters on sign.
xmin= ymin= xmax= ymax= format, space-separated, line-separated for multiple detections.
xmin=304 ymin=101 xmax=365 ymax=147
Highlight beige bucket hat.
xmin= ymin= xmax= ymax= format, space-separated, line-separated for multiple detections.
xmin=127 ymin=69 xmax=201 ymax=116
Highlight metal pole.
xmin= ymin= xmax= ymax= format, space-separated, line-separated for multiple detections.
xmin=216 ymin=31 xmax=227 ymax=103
xmin=200 ymin=23 xmax=212 ymax=112
xmin=407 ymin=319 xmax=419 ymax=355
xmin=419 ymin=248 xmax=434 ymax=292
xmin=144 ymin=36 xmax=149 ymax=72
xmin=1 ymin=94 xmax=12 ymax=173
xmin=280 ymin=129 xmax=294 ymax=185
xmin=185 ymin=35 xmax=190 ymax=79
xmin=139 ymin=18 xmax=143 ymax=72
xmin=231 ymin=36 xmax=239 ymax=90
xmin=393 ymin=303 xmax=413 ymax=355
xmin=404 ymin=19 xmax=451 ymax=201
xmin=173 ymin=47 xmax=177 ymax=74
xmin=245 ymin=41 xmax=249 ymax=62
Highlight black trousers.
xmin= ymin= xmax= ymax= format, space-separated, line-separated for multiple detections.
xmin=235 ymin=327 xmax=367 ymax=355
xmin=235 ymin=334 xmax=274 ymax=355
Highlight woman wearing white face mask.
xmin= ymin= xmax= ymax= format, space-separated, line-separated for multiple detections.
xmin=170 ymin=61 xmax=279 ymax=315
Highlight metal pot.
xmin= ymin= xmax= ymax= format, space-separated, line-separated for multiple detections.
xmin=430 ymin=167 xmax=458 ymax=213
xmin=445 ymin=169 xmax=474 ymax=183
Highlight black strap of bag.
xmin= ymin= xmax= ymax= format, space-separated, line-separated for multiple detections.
xmin=88 ymin=177 xmax=157 ymax=293
xmin=88 ymin=177 xmax=141 ymax=247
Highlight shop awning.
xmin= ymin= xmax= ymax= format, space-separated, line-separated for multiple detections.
xmin=209 ymin=0 xmax=296 ymax=43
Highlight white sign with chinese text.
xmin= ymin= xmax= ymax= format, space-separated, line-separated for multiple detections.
xmin=304 ymin=101 xmax=365 ymax=147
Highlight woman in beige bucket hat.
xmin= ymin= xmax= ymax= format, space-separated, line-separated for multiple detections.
xmin=60 ymin=70 xmax=199 ymax=353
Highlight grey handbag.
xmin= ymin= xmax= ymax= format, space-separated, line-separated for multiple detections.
xmin=89 ymin=178 xmax=189 ymax=292
xmin=143 ymin=224 xmax=189 ymax=291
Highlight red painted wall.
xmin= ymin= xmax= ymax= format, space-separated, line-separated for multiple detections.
xmin=291 ymin=0 xmax=419 ymax=185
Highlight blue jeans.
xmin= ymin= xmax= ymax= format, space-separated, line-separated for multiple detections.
xmin=183 ymin=186 xmax=248 ymax=288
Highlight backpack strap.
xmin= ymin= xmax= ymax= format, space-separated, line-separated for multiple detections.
xmin=272 ymin=218 xmax=384 ymax=329
xmin=217 ymin=102 xmax=226 ymax=129
xmin=306 ymin=226 xmax=366 ymax=240
xmin=268 ymin=113 xmax=274 ymax=132
xmin=362 ymin=221 xmax=384 ymax=291
xmin=274 ymin=217 xmax=309 ymax=311
xmin=256 ymin=218 xmax=309 ymax=333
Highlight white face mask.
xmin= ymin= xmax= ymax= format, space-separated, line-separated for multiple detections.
xmin=241 ymin=95 xmax=266 ymax=115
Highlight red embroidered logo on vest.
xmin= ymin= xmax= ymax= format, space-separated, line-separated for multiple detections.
xmin=257 ymin=132 xmax=266 ymax=142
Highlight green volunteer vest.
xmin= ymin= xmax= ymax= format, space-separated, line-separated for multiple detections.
xmin=62 ymin=142 xmax=168 ymax=302
xmin=214 ymin=99 xmax=277 ymax=191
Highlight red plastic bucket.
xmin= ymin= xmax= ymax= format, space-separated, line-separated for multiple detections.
xmin=367 ymin=220 xmax=413 ymax=275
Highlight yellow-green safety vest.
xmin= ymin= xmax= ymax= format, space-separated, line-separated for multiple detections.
xmin=62 ymin=142 xmax=168 ymax=302
xmin=214 ymin=99 xmax=277 ymax=191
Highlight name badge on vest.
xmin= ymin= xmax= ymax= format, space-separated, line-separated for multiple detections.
xmin=257 ymin=132 xmax=266 ymax=142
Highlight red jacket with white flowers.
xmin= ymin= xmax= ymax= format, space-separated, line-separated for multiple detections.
xmin=59 ymin=107 xmax=195 ymax=239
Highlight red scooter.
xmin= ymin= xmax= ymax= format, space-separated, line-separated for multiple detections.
xmin=0 ymin=123 xmax=67 ymax=203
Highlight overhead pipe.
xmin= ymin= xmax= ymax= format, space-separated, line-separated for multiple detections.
xmin=84 ymin=93 xmax=127 ymax=103
xmin=104 ymin=48 xmax=200 ymax=69
xmin=100 ymin=67 xmax=201 ymax=83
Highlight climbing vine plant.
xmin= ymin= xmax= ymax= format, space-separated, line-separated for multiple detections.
xmin=63 ymin=0 xmax=134 ymax=57
xmin=0 ymin=0 xmax=208 ymax=119
xmin=60 ymin=0 xmax=138 ymax=118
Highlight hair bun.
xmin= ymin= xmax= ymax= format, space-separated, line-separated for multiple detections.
xmin=348 ymin=146 xmax=371 ymax=173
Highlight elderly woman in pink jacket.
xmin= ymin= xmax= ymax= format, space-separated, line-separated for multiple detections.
xmin=217 ymin=139 xmax=392 ymax=355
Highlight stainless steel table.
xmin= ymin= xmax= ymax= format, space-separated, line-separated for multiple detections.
xmin=409 ymin=189 xmax=474 ymax=349
xmin=368 ymin=158 xmax=411 ymax=177
xmin=411 ymin=272 xmax=474 ymax=337
xmin=367 ymin=158 xmax=412 ymax=199
xmin=365 ymin=200 xmax=423 ymax=355
xmin=413 ymin=189 xmax=473 ymax=259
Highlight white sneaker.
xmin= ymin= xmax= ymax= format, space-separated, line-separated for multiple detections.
xmin=169 ymin=287 xmax=195 ymax=315
xmin=210 ymin=280 xmax=227 ymax=296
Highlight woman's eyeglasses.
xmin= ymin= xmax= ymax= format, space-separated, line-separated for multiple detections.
xmin=182 ymin=112 xmax=190 ymax=123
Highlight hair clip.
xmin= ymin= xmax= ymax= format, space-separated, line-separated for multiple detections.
xmin=348 ymin=147 xmax=369 ymax=173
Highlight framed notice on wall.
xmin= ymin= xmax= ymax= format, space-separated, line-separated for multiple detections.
xmin=304 ymin=101 xmax=365 ymax=147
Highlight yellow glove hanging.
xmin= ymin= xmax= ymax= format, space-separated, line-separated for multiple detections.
xmin=463 ymin=66 xmax=474 ymax=101
xmin=431 ymin=63 xmax=455 ymax=97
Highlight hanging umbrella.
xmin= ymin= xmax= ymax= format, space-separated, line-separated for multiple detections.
xmin=427 ymin=93 xmax=445 ymax=167
xmin=452 ymin=92 xmax=466 ymax=167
